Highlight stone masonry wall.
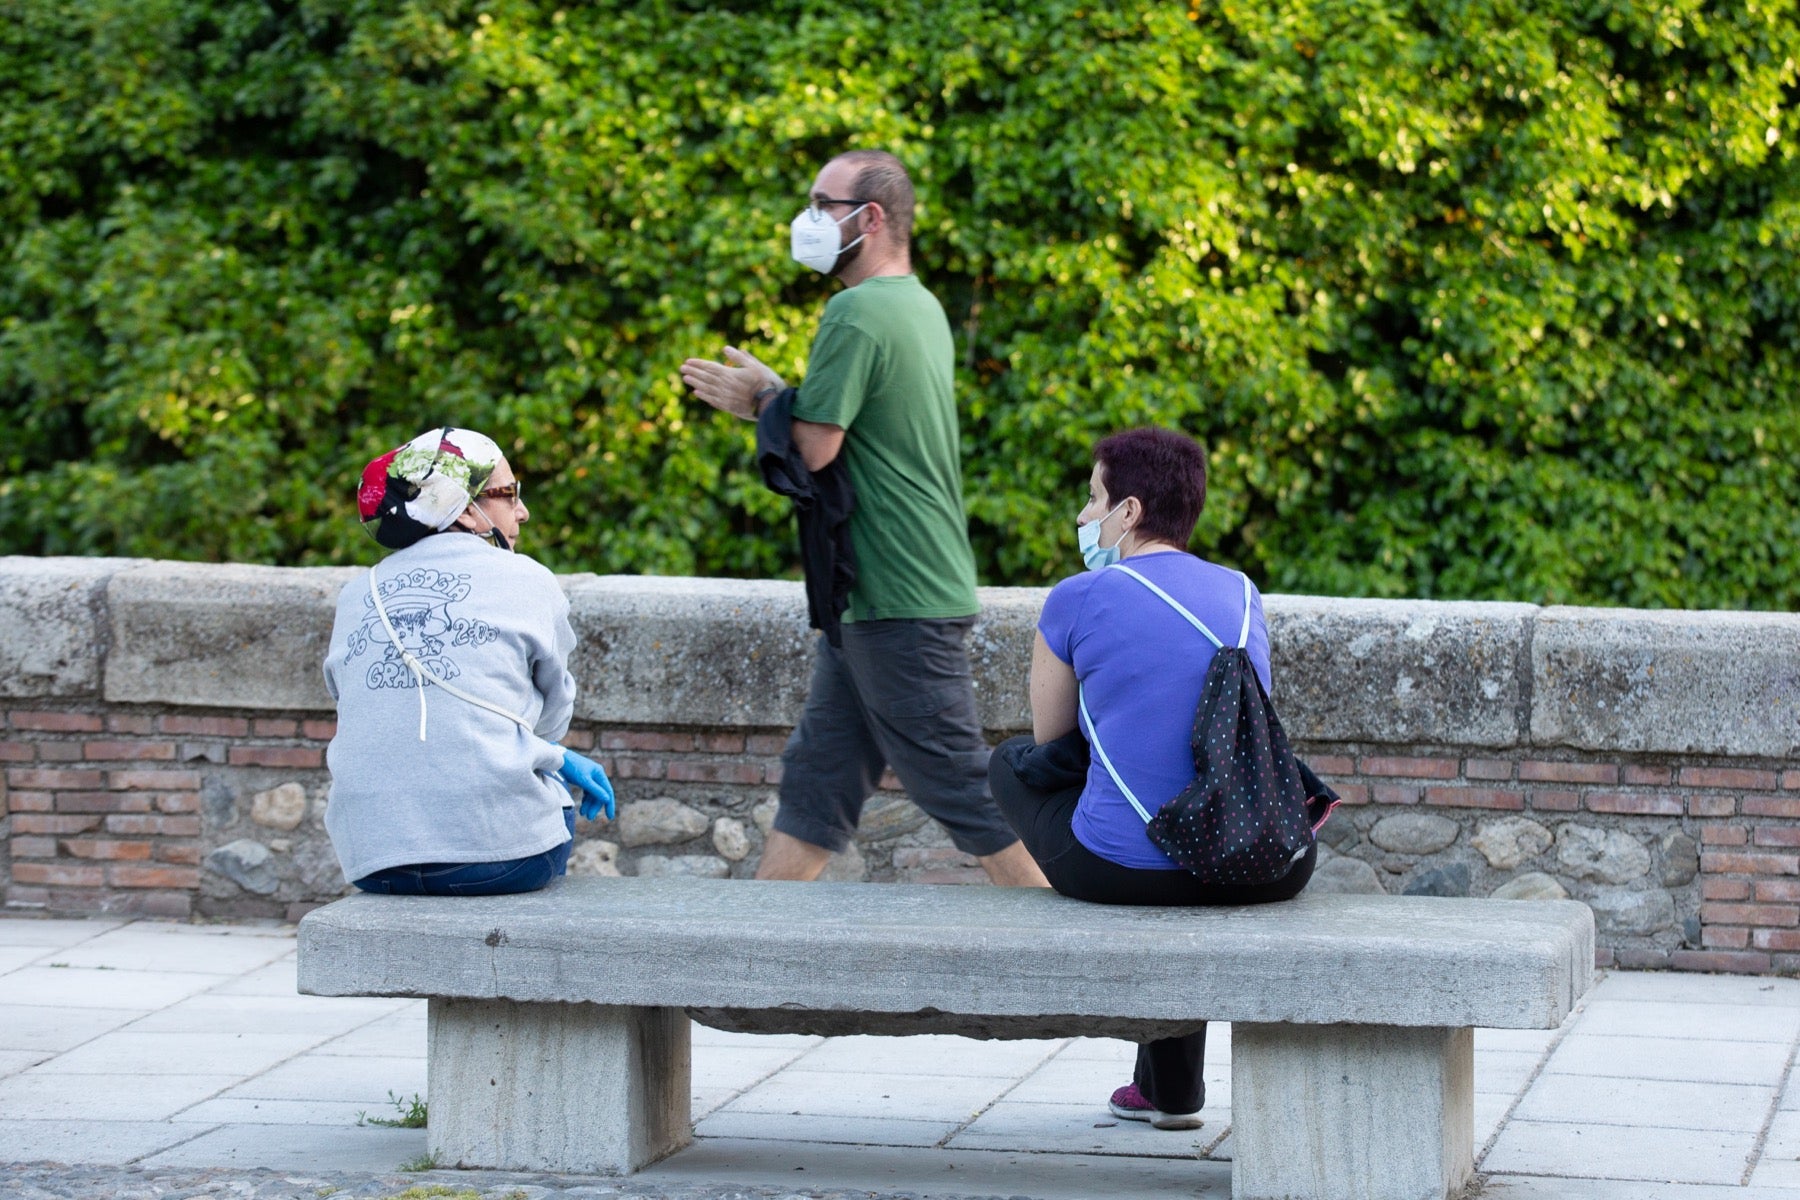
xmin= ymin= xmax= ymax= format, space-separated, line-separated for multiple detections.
xmin=1 ymin=557 xmax=1795 ymax=974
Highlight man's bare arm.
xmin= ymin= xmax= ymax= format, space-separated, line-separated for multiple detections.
xmin=794 ymin=419 xmax=845 ymax=472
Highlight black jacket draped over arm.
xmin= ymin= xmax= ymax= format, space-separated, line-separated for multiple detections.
xmin=755 ymin=388 xmax=857 ymax=647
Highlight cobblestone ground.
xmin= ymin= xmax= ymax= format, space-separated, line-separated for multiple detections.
xmin=0 ymin=1165 xmax=1038 ymax=1200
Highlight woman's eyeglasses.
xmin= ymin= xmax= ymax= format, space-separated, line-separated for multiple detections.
xmin=477 ymin=481 xmax=523 ymax=503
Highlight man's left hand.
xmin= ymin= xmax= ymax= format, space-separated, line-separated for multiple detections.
xmin=680 ymin=346 xmax=785 ymax=420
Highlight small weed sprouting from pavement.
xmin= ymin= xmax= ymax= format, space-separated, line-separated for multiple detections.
xmin=358 ymin=1090 xmax=428 ymax=1129
xmin=394 ymin=1150 xmax=442 ymax=1173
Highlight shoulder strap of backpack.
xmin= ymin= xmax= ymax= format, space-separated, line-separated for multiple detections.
xmin=1235 ymin=570 xmax=1252 ymax=649
xmin=1109 ymin=563 xmax=1253 ymax=650
xmin=1078 ymin=684 xmax=1155 ymax=824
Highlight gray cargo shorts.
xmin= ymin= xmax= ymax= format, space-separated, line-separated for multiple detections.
xmin=774 ymin=616 xmax=1019 ymax=857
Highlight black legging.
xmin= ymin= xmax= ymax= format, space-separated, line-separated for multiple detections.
xmin=990 ymin=735 xmax=1316 ymax=1114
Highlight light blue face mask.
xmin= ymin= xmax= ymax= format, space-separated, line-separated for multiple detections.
xmin=1077 ymin=500 xmax=1128 ymax=571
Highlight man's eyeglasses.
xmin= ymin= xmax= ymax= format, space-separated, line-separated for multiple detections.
xmin=806 ymin=196 xmax=870 ymax=220
xmin=477 ymin=481 xmax=523 ymax=503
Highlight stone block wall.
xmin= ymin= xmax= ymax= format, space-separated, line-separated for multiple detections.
xmin=1293 ymin=753 xmax=1798 ymax=972
xmin=1 ymin=557 xmax=1795 ymax=974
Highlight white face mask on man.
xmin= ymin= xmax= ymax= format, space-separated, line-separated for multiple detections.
xmin=790 ymin=203 xmax=868 ymax=274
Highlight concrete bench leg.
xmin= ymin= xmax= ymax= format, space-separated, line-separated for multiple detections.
xmin=1230 ymin=1022 xmax=1473 ymax=1200
xmin=426 ymin=998 xmax=690 ymax=1174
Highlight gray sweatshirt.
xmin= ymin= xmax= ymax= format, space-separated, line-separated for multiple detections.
xmin=322 ymin=533 xmax=577 ymax=883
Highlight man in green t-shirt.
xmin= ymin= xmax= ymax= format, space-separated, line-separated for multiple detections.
xmin=681 ymin=150 xmax=1046 ymax=888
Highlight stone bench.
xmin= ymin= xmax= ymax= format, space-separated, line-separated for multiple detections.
xmin=297 ymin=876 xmax=1593 ymax=1200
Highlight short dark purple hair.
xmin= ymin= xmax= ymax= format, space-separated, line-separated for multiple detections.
xmin=1093 ymin=427 xmax=1208 ymax=546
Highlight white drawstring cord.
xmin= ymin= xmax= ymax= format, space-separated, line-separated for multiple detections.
xmin=366 ymin=569 xmax=533 ymax=741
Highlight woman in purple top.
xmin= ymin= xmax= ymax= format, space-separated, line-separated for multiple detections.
xmin=990 ymin=427 xmax=1316 ymax=1132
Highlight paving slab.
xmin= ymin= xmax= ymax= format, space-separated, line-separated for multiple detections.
xmin=1048 ymin=1035 xmax=1164 ymax=1062
xmin=127 ymin=993 xmax=413 ymax=1037
xmin=32 ymin=1030 xmax=325 ymax=1077
xmin=0 ymin=965 xmax=224 ymax=1010
xmin=137 ymin=1122 xmax=429 ymax=1172
xmin=1474 ymin=1091 xmax=1513 ymax=1149
xmin=791 ymin=1033 xmax=1065 ymax=1077
xmin=0 ymin=1004 xmax=143 ymax=1052
xmin=1513 ymin=1074 xmax=1774 ymax=1131
xmin=0 ymin=917 xmax=127 ymax=948
xmin=1545 ymin=1032 xmax=1792 ymax=1086
xmin=306 ymin=1003 xmax=427 ymax=1055
xmin=1000 ymin=1053 xmax=1148 ymax=1105
xmin=217 ymin=1052 xmax=426 ymax=1104
xmin=1008 ymin=1043 xmax=1231 ymax=1108
xmin=0 ymin=1049 xmax=52 ymax=1077
xmin=0 ymin=1070 xmax=241 ymax=1121
xmin=0 ymin=1119 xmax=217 ymax=1166
xmin=691 ymin=1085 xmax=738 ymax=1118
xmin=0 ymin=946 xmax=52 ymax=973
xmin=721 ymin=1068 xmax=1010 ymax=1123
xmin=1474 ymin=1048 xmax=1545 ymax=1094
xmin=1588 ymin=971 xmax=1800 ymax=1008
xmin=206 ymin=956 xmax=302 ymax=997
xmin=1486 ymin=1177 xmax=1800 ymax=1199
xmin=695 ymin=1109 xmax=956 ymax=1147
xmin=1764 ymin=1109 xmax=1800 ymax=1158
xmin=945 ymin=1099 xmax=1212 ymax=1158
xmin=1572 ymin=998 xmax=1800 ymax=1043
xmin=1476 ymin=1027 xmax=1563 ymax=1053
xmin=641 ymin=1136 xmax=1236 ymax=1200
xmin=47 ymin=925 xmax=294 ymax=975
xmin=1751 ymin=1158 xmax=1800 ymax=1190
xmin=174 ymin=1096 xmax=392 ymax=1127
xmin=1484 ymin=1120 xmax=1760 ymax=1185
xmin=692 ymin=1045 xmax=815 ymax=1094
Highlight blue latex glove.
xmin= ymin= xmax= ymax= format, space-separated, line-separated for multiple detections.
xmin=559 ymin=749 xmax=615 ymax=821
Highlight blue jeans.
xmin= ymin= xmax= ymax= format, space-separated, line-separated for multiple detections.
xmin=354 ymin=809 xmax=575 ymax=897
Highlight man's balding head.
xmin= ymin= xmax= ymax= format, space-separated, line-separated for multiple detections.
xmin=829 ymin=150 xmax=915 ymax=247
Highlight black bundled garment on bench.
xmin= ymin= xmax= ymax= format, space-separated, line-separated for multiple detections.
xmin=1000 ymin=728 xmax=1338 ymax=823
xmin=756 ymin=387 xmax=857 ymax=647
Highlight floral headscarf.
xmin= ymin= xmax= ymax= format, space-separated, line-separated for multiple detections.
xmin=357 ymin=427 xmax=504 ymax=549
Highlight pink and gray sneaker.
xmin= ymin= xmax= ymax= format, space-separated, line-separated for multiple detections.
xmin=1108 ymin=1082 xmax=1203 ymax=1131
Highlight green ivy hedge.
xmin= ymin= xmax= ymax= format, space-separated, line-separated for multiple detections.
xmin=4 ymin=0 xmax=1797 ymax=607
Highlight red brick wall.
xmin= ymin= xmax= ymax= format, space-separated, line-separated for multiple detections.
xmin=5 ymin=711 xmax=217 ymax=916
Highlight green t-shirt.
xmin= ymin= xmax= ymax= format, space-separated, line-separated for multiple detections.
xmin=793 ymin=274 xmax=979 ymax=622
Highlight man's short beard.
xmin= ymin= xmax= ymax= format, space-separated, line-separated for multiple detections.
xmin=831 ymin=222 xmax=867 ymax=277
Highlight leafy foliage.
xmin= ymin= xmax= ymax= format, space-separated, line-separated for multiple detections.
xmin=4 ymin=0 xmax=1797 ymax=608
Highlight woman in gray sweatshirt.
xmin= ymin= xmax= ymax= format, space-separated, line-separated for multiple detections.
xmin=321 ymin=427 xmax=613 ymax=895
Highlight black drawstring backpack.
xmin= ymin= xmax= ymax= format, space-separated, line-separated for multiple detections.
xmin=1079 ymin=565 xmax=1337 ymax=887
